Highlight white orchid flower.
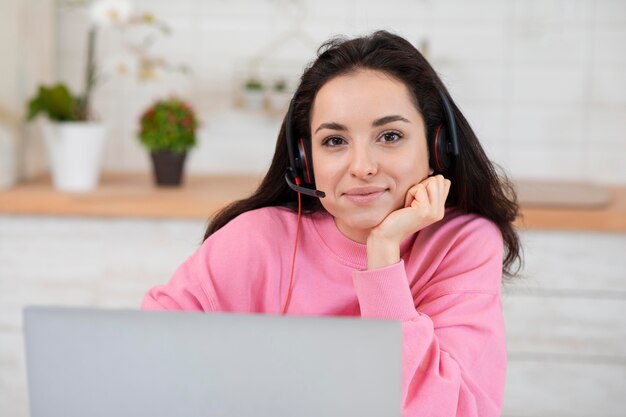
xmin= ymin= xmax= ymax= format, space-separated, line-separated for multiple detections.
xmin=90 ymin=0 xmax=133 ymax=26
xmin=102 ymin=52 xmax=138 ymax=77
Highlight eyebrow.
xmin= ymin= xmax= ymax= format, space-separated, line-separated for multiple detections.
xmin=314 ymin=115 xmax=411 ymax=134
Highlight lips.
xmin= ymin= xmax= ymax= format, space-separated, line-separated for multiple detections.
xmin=342 ymin=186 xmax=388 ymax=205
xmin=344 ymin=186 xmax=387 ymax=195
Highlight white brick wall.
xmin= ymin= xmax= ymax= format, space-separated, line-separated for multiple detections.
xmin=48 ymin=0 xmax=625 ymax=183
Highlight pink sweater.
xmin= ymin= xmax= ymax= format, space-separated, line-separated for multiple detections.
xmin=142 ymin=206 xmax=506 ymax=416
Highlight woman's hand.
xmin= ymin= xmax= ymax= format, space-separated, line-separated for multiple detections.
xmin=366 ymin=175 xmax=451 ymax=270
xmin=375 ymin=175 xmax=451 ymax=242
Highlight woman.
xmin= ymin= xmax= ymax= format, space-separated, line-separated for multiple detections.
xmin=143 ymin=30 xmax=521 ymax=417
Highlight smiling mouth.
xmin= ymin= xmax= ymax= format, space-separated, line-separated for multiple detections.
xmin=342 ymin=190 xmax=388 ymax=205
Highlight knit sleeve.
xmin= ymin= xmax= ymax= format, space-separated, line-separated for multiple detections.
xmin=140 ymin=250 xmax=218 ymax=311
xmin=352 ymin=218 xmax=506 ymax=417
xmin=141 ymin=208 xmax=283 ymax=312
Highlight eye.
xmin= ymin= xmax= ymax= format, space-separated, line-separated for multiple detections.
xmin=322 ymin=136 xmax=346 ymax=147
xmin=380 ymin=131 xmax=403 ymax=143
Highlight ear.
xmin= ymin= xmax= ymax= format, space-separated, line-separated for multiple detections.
xmin=428 ymin=168 xmax=434 ymax=176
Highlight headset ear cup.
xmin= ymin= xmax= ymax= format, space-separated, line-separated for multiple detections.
xmin=297 ymin=138 xmax=313 ymax=183
xmin=429 ymin=124 xmax=451 ymax=173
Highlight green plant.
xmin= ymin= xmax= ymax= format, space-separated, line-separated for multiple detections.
xmin=273 ymin=78 xmax=287 ymax=92
xmin=138 ymin=98 xmax=198 ymax=154
xmin=26 ymin=13 xmax=101 ymax=122
xmin=27 ymin=84 xmax=86 ymax=122
xmin=245 ymin=78 xmax=264 ymax=91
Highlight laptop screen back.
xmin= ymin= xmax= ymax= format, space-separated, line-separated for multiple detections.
xmin=23 ymin=307 xmax=402 ymax=417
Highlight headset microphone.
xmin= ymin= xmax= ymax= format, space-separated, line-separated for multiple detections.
xmin=285 ymin=170 xmax=325 ymax=198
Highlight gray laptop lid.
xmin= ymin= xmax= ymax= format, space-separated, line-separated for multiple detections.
xmin=23 ymin=306 xmax=402 ymax=417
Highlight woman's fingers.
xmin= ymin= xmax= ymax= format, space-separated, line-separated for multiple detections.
xmin=404 ymin=185 xmax=417 ymax=208
xmin=405 ymin=176 xmax=451 ymax=206
xmin=426 ymin=178 xmax=440 ymax=216
xmin=426 ymin=178 xmax=441 ymax=220
xmin=413 ymin=183 xmax=429 ymax=208
xmin=434 ymin=176 xmax=450 ymax=218
xmin=410 ymin=175 xmax=450 ymax=221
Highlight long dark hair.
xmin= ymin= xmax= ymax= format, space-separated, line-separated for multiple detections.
xmin=205 ymin=30 xmax=522 ymax=278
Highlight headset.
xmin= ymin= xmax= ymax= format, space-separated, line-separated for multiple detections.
xmin=284 ymin=88 xmax=460 ymax=198
xmin=430 ymin=89 xmax=460 ymax=173
xmin=284 ymin=97 xmax=326 ymax=198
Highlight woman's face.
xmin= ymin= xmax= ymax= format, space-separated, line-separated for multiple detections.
xmin=310 ymin=69 xmax=432 ymax=243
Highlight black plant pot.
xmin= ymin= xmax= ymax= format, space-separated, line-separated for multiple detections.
xmin=150 ymin=150 xmax=187 ymax=186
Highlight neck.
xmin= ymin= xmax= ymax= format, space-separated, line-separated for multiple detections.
xmin=333 ymin=218 xmax=371 ymax=244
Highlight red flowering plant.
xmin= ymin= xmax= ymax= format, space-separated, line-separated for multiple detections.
xmin=138 ymin=98 xmax=198 ymax=154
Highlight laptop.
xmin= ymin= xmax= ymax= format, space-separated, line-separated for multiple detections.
xmin=23 ymin=306 xmax=402 ymax=417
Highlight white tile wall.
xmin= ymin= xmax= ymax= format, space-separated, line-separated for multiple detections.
xmin=49 ymin=0 xmax=625 ymax=184
xmin=595 ymin=0 xmax=626 ymax=25
xmin=507 ymin=103 xmax=586 ymax=145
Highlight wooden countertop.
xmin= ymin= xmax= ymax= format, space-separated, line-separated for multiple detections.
xmin=0 ymin=173 xmax=262 ymax=220
xmin=0 ymin=173 xmax=625 ymax=232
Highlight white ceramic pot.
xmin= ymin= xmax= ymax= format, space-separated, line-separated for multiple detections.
xmin=42 ymin=121 xmax=106 ymax=192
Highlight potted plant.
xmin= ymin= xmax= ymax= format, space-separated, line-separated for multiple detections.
xmin=24 ymin=0 xmax=131 ymax=191
xmin=26 ymin=19 xmax=109 ymax=192
xmin=243 ymin=77 xmax=265 ymax=110
xmin=25 ymin=0 xmax=181 ymax=192
xmin=138 ymin=98 xmax=198 ymax=186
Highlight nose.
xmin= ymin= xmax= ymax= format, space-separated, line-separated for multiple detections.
xmin=348 ymin=143 xmax=378 ymax=179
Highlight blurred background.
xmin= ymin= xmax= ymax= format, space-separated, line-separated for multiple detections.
xmin=0 ymin=1 xmax=625 ymax=416
xmin=1 ymin=0 xmax=625 ymax=181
